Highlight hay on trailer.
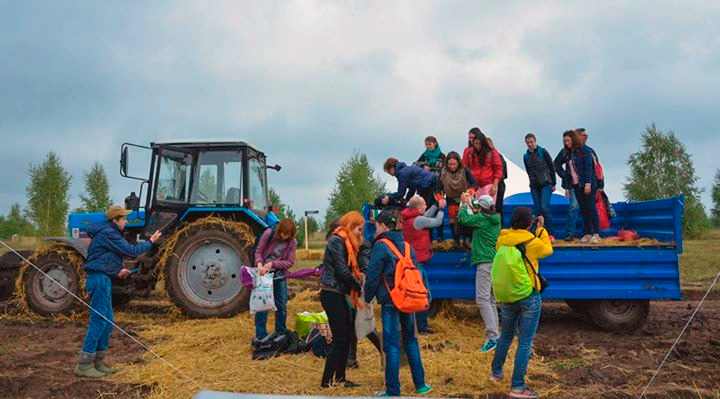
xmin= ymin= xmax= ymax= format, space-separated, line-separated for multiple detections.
xmin=12 ymin=244 xmax=87 ymax=320
xmin=116 ymin=290 xmax=557 ymax=399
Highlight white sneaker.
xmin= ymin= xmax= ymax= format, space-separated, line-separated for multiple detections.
xmin=590 ymin=235 xmax=600 ymax=244
xmin=580 ymin=235 xmax=591 ymax=243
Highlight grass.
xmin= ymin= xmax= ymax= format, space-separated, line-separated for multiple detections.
xmin=679 ymin=229 xmax=720 ymax=292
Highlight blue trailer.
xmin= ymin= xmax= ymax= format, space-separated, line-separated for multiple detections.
xmin=363 ymin=195 xmax=684 ymax=333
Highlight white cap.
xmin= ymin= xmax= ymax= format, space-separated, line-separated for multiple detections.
xmin=477 ymin=195 xmax=495 ymax=210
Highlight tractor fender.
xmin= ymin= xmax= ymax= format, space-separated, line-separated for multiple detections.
xmin=44 ymin=237 xmax=90 ymax=259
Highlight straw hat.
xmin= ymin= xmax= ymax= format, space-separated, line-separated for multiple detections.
xmin=105 ymin=206 xmax=132 ymax=220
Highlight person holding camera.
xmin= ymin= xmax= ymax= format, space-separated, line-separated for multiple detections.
xmin=489 ymin=207 xmax=553 ymax=399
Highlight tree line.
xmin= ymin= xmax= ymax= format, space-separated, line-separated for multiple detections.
xmin=2 ymin=124 xmax=719 ymax=240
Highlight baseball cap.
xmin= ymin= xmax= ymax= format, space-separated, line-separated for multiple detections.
xmin=477 ymin=195 xmax=495 ymax=210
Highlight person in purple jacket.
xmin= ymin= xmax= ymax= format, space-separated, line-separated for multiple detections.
xmin=253 ymin=218 xmax=298 ymax=340
xmin=75 ymin=206 xmax=161 ymax=378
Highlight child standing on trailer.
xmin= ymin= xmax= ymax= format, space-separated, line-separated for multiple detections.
xmin=414 ymin=135 xmax=446 ymax=176
xmin=75 ymin=206 xmax=161 ymax=378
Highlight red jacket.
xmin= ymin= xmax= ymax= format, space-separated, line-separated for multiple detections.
xmin=466 ymin=148 xmax=504 ymax=187
xmin=462 ymin=146 xmax=473 ymax=166
xmin=400 ymin=208 xmax=432 ymax=263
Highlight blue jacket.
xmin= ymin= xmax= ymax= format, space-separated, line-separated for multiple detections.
xmin=389 ymin=162 xmax=437 ymax=201
xmin=570 ymin=144 xmax=597 ymax=187
xmin=553 ymin=148 xmax=573 ymax=190
xmin=83 ymin=222 xmax=153 ymax=277
xmin=363 ymin=230 xmax=431 ymax=306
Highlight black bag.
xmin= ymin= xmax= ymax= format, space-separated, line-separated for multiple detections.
xmin=251 ymin=332 xmax=290 ymax=360
xmin=307 ymin=327 xmax=330 ymax=358
xmin=516 ymin=240 xmax=549 ymax=294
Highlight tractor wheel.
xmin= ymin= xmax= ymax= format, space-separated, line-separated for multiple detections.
xmin=164 ymin=226 xmax=251 ymax=318
xmin=23 ymin=251 xmax=81 ymax=316
xmin=587 ymin=299 xmax=650 ymax=333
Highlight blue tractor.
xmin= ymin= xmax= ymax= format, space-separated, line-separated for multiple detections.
xmin=16 ymin=140 xmax=281 ymax=318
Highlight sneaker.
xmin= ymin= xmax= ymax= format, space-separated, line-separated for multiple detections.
xmin=509 ymin=388 xmax=539 ymax=398
xmin=375 ymin=391 xmax=389 ymax=397
xmin=416 ymin=384 xmax=433 ymax=394
xmin=480 ymin=338 xmax=497 ymax=353
xmin=591 ymin=234 xmax=600 ymax=244
xmin=549 ymin=235 xmax=556 ymax=243
xmin=580 ymin=235 xmax=591 ymax=243
xmin=489 ymin=372 xmax=502 ymax=383
xmin=342 ymin=380 xmax=360 ymax=388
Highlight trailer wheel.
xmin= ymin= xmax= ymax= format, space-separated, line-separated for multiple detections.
xmin=587 ymin=299 xmax=649 ymax=333
xmin=164 ymin=226 xmax=251 ymax=318
xmin=23 ymin=252 xmax=81 ymax=316
xmin=428 ymin=299 xmax=446 ymax=318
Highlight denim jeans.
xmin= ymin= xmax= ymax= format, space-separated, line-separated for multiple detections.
xmin=81 ymin=273 xmax=114 ymax=353
xmin=254 ymin=278 xmax=288 ymax=339
xmin=491 ymin=292 xmax=542 ymax=390
xmin=415 ymin=262 xmax=430 ymax=332
xmin=530 ymin=185 xmax=554 ymax=236
xmin=565 ymin=188 xmax=580 ymax=237
xmin=382 ymin=304 xmax=426 ymax=396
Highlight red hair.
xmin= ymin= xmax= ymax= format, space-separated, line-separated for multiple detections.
xmin=275 ymin=219 xmax=296 ymax=241
xmin=337 ymin=211 xmax=365 ymax=250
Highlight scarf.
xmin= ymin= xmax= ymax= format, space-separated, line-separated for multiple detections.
xmin=333 ymin=227 xmax=363 ymax=308
xmin=440 ymin=168 xmax=468 ymax=200
xmin=423 ymin=146 xmax=442 ymax=166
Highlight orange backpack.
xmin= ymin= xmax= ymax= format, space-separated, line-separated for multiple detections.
xmin=379 ymin=238 xmax=430 ymax=313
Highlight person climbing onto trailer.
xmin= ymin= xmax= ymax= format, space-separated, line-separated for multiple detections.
xmin=381 ymin=157 xmax=440 ymax=208
xmin=75 ymin=206 xmax=161 ymax=378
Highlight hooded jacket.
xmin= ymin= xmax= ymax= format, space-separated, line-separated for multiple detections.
xmin=363 ymin=230 xmax=430 ymax=306
xmin=495 ymin=227 xmax=553 ymax=292
xmin=319 ymin=234 xmax=362 ymax=295
xmin=83 ymin=222 xmax=153 ymax=277
xmin=388 ymin=162 xmax=437 ymax=201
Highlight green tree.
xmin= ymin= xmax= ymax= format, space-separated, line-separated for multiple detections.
xmin=623 ymin=124 xmax=708 ymax=238
xmin=0 ymin=203 xmax=35 ymax=238
xmin=25 ymin=152 xmax=72 ymax=236
xmin=79 ymin=161 xmax=112 ymax=212
xmin=325 ymin=151 xmax=386 ymax=227
xmin=268 ymin=187 xmax=307 ymax=243
xmin=711 ymin=168 xmax=720 ymax=227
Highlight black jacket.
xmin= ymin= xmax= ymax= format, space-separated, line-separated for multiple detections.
xmin=553 ymin=148 xmax=574 ymax=190
xmin=319 ymin=235 xmax=362 ymax=294
xmin=523 ymin=146 xmax=556 ymax=188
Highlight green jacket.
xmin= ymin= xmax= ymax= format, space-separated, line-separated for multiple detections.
xmin=457 ymin=204 xmax=501 ymax=265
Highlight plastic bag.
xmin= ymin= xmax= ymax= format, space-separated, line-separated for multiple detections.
xmin=249 ymin=270 xmax=276 ymax=314
xmin=294 ymin=311 xmax=328 ymax=338
xmin=354 ymin=302 xmax=375 ymax=339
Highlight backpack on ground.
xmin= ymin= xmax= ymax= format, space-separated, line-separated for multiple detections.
xmin=379 ymin=238 xmax=430 ymax=313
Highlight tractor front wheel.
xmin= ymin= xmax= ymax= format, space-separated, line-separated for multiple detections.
xmin=164 ymin=227 xmax=251 ymax=318
xmin=23 ymin=251 xmax=81 ymax=316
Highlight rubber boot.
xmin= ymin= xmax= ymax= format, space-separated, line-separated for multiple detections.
xmin=74 ymin=351 xmax=106 ymax=378
xmin=95 ymin=350 xmax=117 ymax=374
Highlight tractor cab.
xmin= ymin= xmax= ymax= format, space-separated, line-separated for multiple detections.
xmin=120 ymin=140 xmax=280 ymax=237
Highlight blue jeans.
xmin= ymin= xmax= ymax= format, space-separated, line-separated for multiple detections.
xmin=382 ymin=304 xmax=426 ymax=396
xmin=415 ymin=262 xmax=430 ymax=332
xmin=565 ymin=188 xmax=580 ymax=237
xmin=81 ymin=273 xmax=113 ymax=353
xmin=491 ymin=292 xmax=542 ymax=390
xmin=254 ymin=278 xmax=288 ymax=339
xmin=530 ymin=185 xmax=554 ymax=236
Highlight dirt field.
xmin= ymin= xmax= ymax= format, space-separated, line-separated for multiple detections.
xmin=1 ymin=295 xmax=718 ymax=399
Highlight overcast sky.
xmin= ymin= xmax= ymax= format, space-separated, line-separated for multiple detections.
xmin=1 ymin=1 xmax=719 ymax=223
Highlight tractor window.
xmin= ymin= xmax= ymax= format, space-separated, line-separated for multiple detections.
xmin=157 ymin=151 xmax=192 ymax=203
xmin=248 ymin=158 xmax=267 ymax=210
xmin=191 ymin=151 xmax=242 ymax=205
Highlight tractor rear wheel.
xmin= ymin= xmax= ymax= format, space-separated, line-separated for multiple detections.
xmin=23 ymin=251 xmax=81 ymax=316
xmin=164 ymin=226 xmax=251 ymax=318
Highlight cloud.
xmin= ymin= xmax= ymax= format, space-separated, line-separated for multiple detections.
xmin=1 ymin=1 xmax=719 ymax=222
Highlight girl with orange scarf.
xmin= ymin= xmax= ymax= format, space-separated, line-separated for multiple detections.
xmin=319 ymin=211 xmax=365 ymax=388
